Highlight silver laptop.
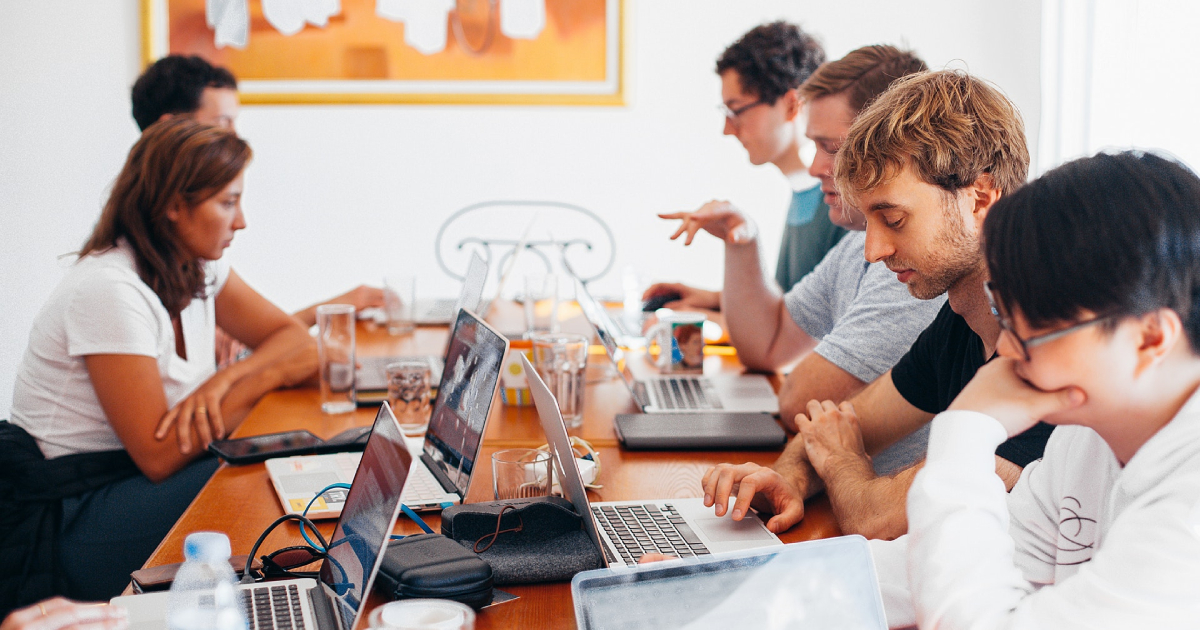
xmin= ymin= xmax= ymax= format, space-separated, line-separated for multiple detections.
xmin=112 ymin=402 xmax=412 ymax=630
xmin=571 ymin=536 xmax=887 ymax=630
xmin=415 ymin=250 xmax=490 ymax=325
xmin=357 ymin=251 xmax=489 ymax=395
xmin=269 ymin=309 xmax=509 ymax=516
xmin=522 ymin=354 xmax=782 ymax=567
xmin=575 ymin=280 xmax=778 ymax=414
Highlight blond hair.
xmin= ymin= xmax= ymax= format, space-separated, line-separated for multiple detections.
xmin=835 ymin=70 xmax=1029 ymax=204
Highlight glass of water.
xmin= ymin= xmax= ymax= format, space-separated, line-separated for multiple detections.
xmin=317 ymin=304 xmax=356 ymax=414
xmin=386 ymin=358 xmax=432 ymax=436
xmin=531 ymin=332 xmax=589 ymax=428
xmin=383 ymin=275 xmax=416 ymax=336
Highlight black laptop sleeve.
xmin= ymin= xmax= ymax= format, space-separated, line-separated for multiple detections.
xmin=441 ymin=496 xmax=604 ymax=584
xmin=614 ymin=412 xmax=787 ymax=450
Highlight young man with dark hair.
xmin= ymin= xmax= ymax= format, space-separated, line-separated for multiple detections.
xmin=645 ymin=21 xmax=841 ymax=312
xmin=131 ymin=55 xmax=239 ymax=131
xmin=702 ymin=70 xmax=1052 ymax=539
xmin=874 ymin=150 xmax=1200 ymax=628
xmin=661 ymin=46 xmax=942 ymax=482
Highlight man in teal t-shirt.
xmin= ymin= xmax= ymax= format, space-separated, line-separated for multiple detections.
xmin=645 ymin=22 xmax=845 ymax=313
xmin=776 ymin=180 xmax=845 ymax=291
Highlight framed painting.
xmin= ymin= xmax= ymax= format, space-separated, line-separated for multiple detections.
xmin=141 ymin=0 xmax=625 ymax=105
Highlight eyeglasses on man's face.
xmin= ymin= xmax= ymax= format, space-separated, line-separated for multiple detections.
xmin=718 ymin=99 xmax=767 ymax=126
xmin=984 ymin=281 xmax=1112 ymax=362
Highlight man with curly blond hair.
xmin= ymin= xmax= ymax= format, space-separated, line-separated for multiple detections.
xmin=702 ymin=70 xmax=1053 ymax=540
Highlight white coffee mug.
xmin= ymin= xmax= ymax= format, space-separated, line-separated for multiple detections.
xmin=647 ymin=310 xmax=706 ymax=372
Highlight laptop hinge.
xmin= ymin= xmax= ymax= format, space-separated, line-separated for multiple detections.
xmin=308 ymin=585 xmax=338 ymax=630
xmin=420 ymin=452 xmax=461 ymax=495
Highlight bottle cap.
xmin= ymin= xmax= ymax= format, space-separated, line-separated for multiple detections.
xmin=183 ymin=531 xmax=232 ymax=563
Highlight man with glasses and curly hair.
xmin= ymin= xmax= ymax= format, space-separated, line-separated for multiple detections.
xmin=644 ymin=21 xmax=843 ymax=311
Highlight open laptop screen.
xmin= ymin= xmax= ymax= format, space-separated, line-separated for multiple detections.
xmin=423 ymin=309 xmax=507 ymax=496
xmin=574 ymin=279 xmax=648 ymax=406
xmin=319 ymin=404 xmax=412 ymax=630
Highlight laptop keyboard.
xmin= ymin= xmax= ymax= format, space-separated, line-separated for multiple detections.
xmin=241 ymin=584 xmax=306 ymax=630
xmin=592 ymin=503 xmax=710 ymax=565
xmin=401 ymin=462 xmax=449 ymax=504
xmin=652 ymin=377 xmax=721 ymax=411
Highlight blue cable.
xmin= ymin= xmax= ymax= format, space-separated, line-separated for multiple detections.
xmin=303 ymin=483 xmax=435 ymax=548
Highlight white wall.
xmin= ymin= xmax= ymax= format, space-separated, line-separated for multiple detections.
xmin=0 ymin=0 xmax=1042 ymax=416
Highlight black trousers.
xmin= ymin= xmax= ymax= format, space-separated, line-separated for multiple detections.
xmin=56 ymin=456 xmax=220 ymax=600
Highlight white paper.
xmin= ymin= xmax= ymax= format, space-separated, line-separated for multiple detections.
xmin=500 ymin=0 xmax=544 ymax=39
xmin=262 ymin=0 xmax=306 ymax=35
xmin=208 ymin=0 xmax=249 ymax=49
xmin=376 ymin=0 xmax=454 ymax=55
xmin=301 ymin=0 xmax=341 ymax=27
xmin=263 ymin=0 xmax=341 ymax=36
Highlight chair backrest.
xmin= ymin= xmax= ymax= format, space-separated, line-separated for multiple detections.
xmin=434 ymin=200 xmax=616 ymax=288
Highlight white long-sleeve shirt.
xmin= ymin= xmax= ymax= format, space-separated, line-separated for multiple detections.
xmin=870 ymin=391 xmax=1200 ymax=629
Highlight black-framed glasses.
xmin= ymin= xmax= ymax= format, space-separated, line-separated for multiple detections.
xmin=718 ymin=99 xmax=767 ymax=125
xmin=984 ymin=281 xmax=1111 ymax=361
xmin=259 ymin=545 xmax=326 ymax=580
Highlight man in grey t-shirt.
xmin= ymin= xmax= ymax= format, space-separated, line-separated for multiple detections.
xmin=663 ymin=46 xmax=938 ymax=474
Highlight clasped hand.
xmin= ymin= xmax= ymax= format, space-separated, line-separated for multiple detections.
xmin=796 ymin=400 xmax=870 ymax=478
xmin=155 ymin=371 xmax=235 ymax=454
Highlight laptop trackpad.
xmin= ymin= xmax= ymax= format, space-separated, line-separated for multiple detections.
xmin=691 ymin=515 xmax=777 ymax=542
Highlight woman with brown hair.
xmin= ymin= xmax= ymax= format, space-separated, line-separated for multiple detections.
xmin=3 ymin=118 xmax=314 ymax=604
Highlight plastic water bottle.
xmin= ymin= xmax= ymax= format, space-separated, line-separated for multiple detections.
xmin=167 ymin=532 xmax=248 ymax=630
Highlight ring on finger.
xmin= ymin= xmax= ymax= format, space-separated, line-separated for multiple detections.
xmin=38 ymin=603 xmax=46 ymax=616
xmin=197 ymin=406 xmax=208 ymax=414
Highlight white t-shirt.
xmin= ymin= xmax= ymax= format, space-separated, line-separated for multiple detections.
xmin=870 ymin=393 xmax=1200 ymax=629
xmin=10 ymin=241 xmax=230 ymax=459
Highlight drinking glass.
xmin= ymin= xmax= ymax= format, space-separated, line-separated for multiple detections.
xmin=383 ymin=275 xmax=416 ymax=336
xmin=531 ymin=332 xmax=588 ymax=428
xmin=522 ymin=272 xmax=559 ymax=336
xmin=491 ymin=448 xmax=552 ymax=500
xmin=386 ymin=359 xmax=433 ymax=436
xmin=317 ymin=304 xmax=356 ymax=414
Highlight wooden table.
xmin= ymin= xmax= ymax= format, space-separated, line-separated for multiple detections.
xmin=136 ymin=315 xmax=840 ymax=628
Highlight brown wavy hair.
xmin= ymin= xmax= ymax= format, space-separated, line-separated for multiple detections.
xmin=81 ymin=117 xmax=251 ymax=317
xmin=799 ymin=44 xmax=927 ymax=114
xmin=834 ymin=69 xmax=1029 ymax=205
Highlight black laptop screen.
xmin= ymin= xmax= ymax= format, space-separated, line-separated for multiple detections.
xmin=423 ymin=310 xmax=507 ymax=496
xmin=319 ymin=404 xmax=411 ymax=629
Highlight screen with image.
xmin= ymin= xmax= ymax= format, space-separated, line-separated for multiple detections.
xmin=424 ymin=310 xmax=507 ymax=495
xmin=320 ymin=405 xmax=412 ymax=630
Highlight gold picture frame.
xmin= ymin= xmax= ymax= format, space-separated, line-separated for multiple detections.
xmin=141 ymin=0 xmax=626 ymax=105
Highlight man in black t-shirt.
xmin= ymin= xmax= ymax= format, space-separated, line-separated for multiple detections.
xmin=700 ymin=70 xmax=1051 ymax=540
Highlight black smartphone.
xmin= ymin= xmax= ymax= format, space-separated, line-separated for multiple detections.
xmin=208 ymin=426 xmax=371 ymax=465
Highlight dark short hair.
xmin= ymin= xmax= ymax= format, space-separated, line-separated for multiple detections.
xmin=715 ymin=22 xmax=825 ymax=105
xmin=131 ymin=55 xmax=238 ymax=131
xmin=985 ymin=151 xmax=1200 ymax=351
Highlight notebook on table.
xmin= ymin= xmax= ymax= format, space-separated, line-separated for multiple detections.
xmin=268 ymin=309 xmax=509 ymax=516
xmin=575 ymin=279 xmax=778 ymax=415
xmin=522 ymin=353 xmax=782 ymax=568
xmin=112 ymin=402 xmax=412 ymax=630
xmin=357 ymin=251 xmax=489 ymax=399
xmin=571 ymin=536 xmax=887 ymax=630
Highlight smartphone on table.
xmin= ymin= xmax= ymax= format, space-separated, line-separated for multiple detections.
xmin=208 ymin=426 xmax=371 ymax=465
